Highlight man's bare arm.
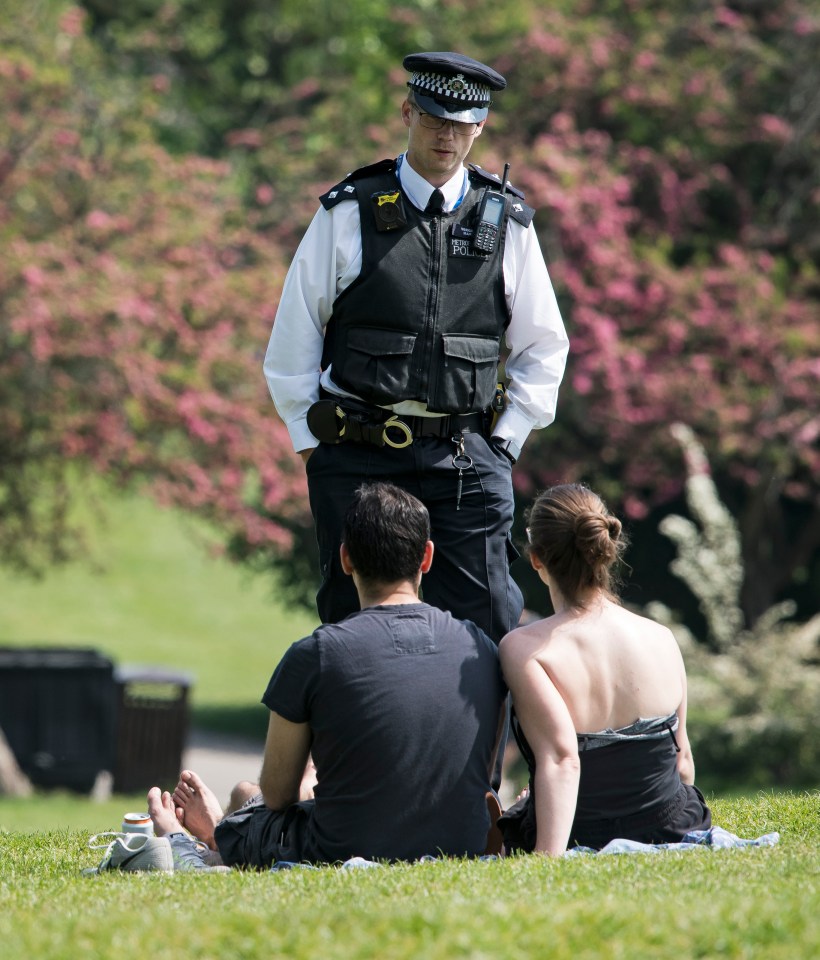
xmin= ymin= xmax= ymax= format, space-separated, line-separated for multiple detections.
xmin=258 ymin=711 xmax=312 ymax=811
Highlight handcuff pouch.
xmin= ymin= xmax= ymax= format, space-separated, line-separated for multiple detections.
xmin=306 ymin=400 xmax=347 ymax=444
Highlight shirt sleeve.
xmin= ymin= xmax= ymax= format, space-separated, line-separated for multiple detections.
xmin=261 ymin=635 xmax=320 ymax=724
xmin=262 ymin=203 xmax=362 ymax=452
xmin=495 ymin=220 xmax=570 ymax=451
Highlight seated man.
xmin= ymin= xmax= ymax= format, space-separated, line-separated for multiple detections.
xmin=147 ymin=481 xmax=507 ymax=867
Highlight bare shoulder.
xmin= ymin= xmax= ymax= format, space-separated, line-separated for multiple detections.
xmin=499 ymin=617 xmax=558 ymax=666
xmin=614 ymin=603 xmax=677 ymax=641
xmin=611 ymin=605 xmax=686 ymax=677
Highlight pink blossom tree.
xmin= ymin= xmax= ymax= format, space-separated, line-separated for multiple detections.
xmin=1 ymin=6 xmax=306 ymax=577
xmin=482 ymin=1 xmax=820 ymax=624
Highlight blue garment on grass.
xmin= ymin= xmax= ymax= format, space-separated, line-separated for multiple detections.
xmin=269 ymin=826 xmax=779 ymax=870
xmin=564 ymin=825 xmax=780 ymax=856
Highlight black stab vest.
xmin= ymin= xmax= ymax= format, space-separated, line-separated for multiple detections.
xmin=320 ymin=161 xmax=523 ymax=414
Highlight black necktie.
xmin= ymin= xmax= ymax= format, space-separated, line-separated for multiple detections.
xmin=425 ymin=188 xmax=444 ymax=215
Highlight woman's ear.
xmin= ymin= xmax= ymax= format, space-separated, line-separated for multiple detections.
xmin=530 ymin=552 xmax=551 ymax=586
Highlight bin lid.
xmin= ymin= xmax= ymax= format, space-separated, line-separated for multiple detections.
xmin=0 ymin=646 xmax=114 ymax=669
xmin=115 ymin=664 xmax=194 ymax=687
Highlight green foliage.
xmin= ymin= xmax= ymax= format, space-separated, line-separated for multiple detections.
xmin=0 ymin=792 xmax=817 ymax=960
xmin=79 ymin=0 xmax=545 ymax=156
xmin=645 ymin=425 xmax=820 ymax=788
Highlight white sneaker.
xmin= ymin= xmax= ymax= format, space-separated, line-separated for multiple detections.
xmin=83 ymin=832 xmax=174 ymax=875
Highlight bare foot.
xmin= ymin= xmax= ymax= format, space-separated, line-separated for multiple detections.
xmin=147 ymin=786 xmax=186 ymax=837
xmin=171 ymin=770 xmax=224 ymax=850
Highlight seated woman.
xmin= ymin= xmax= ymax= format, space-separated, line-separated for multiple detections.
xmin=498 ymin=483 xmax=711 ymax=856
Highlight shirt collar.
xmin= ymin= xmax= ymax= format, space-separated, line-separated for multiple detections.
xmin=396 ymin=153 xmax=468 ymax=213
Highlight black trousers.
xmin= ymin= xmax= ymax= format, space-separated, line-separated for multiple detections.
xmin=214 ymin=796 xmax=314 ymax=868
xmin=305 ymin=431 xmax=524 ymax=644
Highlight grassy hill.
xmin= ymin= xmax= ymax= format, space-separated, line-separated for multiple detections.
xmin=0 ymin=482 xmax=318 ymax=738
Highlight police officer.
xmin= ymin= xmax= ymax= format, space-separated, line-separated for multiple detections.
xmin=264 ymin=51 xmax=569 ymax=642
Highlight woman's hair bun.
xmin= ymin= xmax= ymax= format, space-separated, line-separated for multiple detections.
xmin=524 ymin=483 xmax=628 ymax=607
xmin=573 ymin=510 xmax=620 ymax=566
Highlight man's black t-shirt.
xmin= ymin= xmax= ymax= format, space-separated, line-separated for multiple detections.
xmin=262 ymin=602 xmax=506 ymax=863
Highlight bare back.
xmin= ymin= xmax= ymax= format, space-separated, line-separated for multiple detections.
xmin=512 ymin=599 xmax=685 ymax=734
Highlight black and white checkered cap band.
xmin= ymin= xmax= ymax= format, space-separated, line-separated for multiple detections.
xmin=409 ymin=70 xmax=491 ymax=105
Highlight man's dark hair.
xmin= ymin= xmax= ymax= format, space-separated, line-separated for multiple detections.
xmin=343 ymin=482 xmax=430 ymax=584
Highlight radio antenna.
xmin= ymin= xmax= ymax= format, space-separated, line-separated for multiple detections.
xmin=500 ymin=162 xmax=511 ymax=194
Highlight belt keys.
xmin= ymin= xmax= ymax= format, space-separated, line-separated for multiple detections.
xmin=451 ymin=434 xmax=473 ymax=511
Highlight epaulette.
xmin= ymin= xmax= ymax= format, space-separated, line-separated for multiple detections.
xmin=468 ymin=163 xmax=535 ymax=228
xmin=320 ymin=159 xmax=397 ymax=209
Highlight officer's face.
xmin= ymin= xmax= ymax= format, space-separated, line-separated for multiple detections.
xmin=402 ymin=100 xmax=484 ymax=186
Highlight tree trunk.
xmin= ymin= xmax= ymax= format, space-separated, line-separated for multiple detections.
xmin=0 ymin=727 xmax=32 ymax=797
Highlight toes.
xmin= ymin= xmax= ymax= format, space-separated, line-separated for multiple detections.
xmin=172 ymin=785 xmax=190 ymax=807
xmin=182 ymin=770 xmax=208 ymax=794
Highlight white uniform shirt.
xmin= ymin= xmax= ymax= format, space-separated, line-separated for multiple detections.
xmin=263 ymin=153 xmax=569 ymax=454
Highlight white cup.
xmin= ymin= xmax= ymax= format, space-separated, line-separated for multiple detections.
xmin=121 ymin=812 xmax=154 ymax=836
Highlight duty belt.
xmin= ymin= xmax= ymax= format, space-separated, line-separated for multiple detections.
xmin=306 ymin=398 xmax=485 ymax=450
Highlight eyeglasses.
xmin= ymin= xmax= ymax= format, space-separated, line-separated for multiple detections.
xmin=412 ymin=106 xmax=480 ymax=137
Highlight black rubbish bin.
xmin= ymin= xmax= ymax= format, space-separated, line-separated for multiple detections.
xmin=0 ymin=646 xmax=117 ymax=793
xmin=113 ymin=666 xmax=192 ymax=794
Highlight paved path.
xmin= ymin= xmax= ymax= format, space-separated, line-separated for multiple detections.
xmin=181 ymin=730 xmax=521 ymax=810
xmin=181 ymin=729 xmax=264 ymax=808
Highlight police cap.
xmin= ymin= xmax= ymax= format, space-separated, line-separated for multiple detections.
xmin=403 ymin=51 xmax=506 ymax=124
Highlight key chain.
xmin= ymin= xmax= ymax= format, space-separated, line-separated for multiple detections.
xmin=451 ymin=434 xmax=473 ymax=511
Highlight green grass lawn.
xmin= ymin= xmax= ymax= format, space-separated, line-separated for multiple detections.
xmin=0 ymin=482 xmax=318 ymax=737
xmin=0 ymin=791 xmax=816 ymax=960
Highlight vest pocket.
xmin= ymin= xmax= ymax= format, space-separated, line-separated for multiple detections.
xmin=438 ymin=334 xmax=500 ymax=412
xmin=341 ymin=328 xmax=417 ymax=405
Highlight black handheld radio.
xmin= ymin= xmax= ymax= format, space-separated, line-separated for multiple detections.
xmin=472 ymin=162 xmax=510 ymax=254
